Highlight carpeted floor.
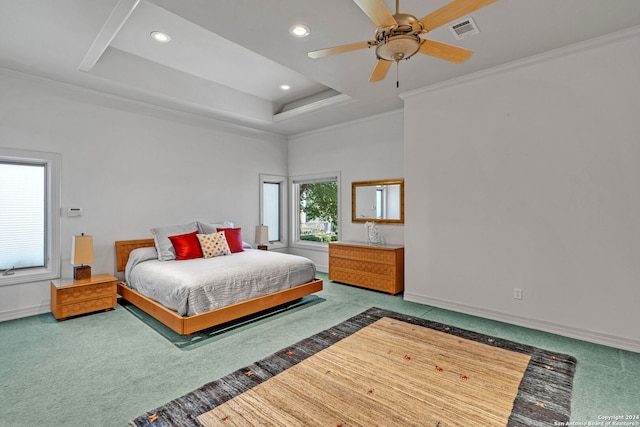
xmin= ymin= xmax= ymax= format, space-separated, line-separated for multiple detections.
xmin=0 ymin=273 xmax=638 ymax=426
xmin=131 ymin=308 xmax=576 ymax=427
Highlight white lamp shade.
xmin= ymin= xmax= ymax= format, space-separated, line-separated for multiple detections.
xmin=255 ymin=225 xmax=269 ymax=245
xmin=71 ymin=235 xmax=94 ymax=265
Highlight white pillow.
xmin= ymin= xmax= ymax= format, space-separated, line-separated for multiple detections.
xmin=197 ymin=221 xmax=234 ymax=234
xmin=150 ymin=221 xmax=199 ymax=261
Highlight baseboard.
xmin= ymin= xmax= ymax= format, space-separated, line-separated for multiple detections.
xmin=316 ymin=264 xmax=328 ymax=274
xmin=0 ymin=303 xmax=50 ymax=322
xmin=404 ymin=292 xmax=640 ymax=353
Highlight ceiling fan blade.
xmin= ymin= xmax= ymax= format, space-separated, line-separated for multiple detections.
xmin=308 ymin=41 xmax=373 ymax=59
xmin=369 ymin=59 xmax=392 ymax=82
xmin=418 ymin=0 xmax=497 ymax=31
xmin=419 ymin=39 xmax=473 ymax=63
xmin=353 ymin=0 xmax=397 ymax=27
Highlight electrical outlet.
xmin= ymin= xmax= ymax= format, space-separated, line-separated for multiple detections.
xmin=513 ymin=288 xmax=523 ymax=300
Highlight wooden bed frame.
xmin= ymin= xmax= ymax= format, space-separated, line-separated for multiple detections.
xmin=115 ymin=239 xmax=323 ymax=335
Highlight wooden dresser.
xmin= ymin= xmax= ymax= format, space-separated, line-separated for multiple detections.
xmin=328 ymin=241 xmax=404 ymax=294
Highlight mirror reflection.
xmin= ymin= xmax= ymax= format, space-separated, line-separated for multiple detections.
xmin=352 ymin=179 xmax=404 ymax=224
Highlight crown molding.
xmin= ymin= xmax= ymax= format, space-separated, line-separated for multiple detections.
xmin=401 ymin=24 xmax=640 ymax=100
xmin=289 ymin=108 xmax=403 ymax=140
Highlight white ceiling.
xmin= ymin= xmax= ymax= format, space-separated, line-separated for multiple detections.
xmin=1 ymin=0 xmax=640 ymax=136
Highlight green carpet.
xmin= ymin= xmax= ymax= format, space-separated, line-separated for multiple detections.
xmin=0 ymin=273 xmax=639 ymax=426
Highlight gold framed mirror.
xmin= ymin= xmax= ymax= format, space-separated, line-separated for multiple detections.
xmin=352 ymin=179 xmax=404 ymax=224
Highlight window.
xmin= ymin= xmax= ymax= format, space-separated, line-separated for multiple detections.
xmin=376 ymin=187 xmax=384 ymax=219
xmin=1 ymin=162 xmax=45 ymax=269
xmin=0 ymin=148 xmax=60 ymax=286
xmin=262 ymin=182 xmax=280 ymax=241
xmin=292 ymin=173 xmax=340 ymax=246
xmin=259 ymin=174 xmax=287 ymax=248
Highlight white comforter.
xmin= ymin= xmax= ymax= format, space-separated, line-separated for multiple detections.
xmin=125 ymin=248 xmax=316 ymax=316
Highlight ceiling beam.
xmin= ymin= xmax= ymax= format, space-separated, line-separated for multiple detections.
xmin=78 ymin=0 xmax=140 ymax=72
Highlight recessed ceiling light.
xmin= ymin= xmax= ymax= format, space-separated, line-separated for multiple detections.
xmin=280 ymin=85 xmax=291 ymax=90
xmin=150 ymin=31 xmax=171 ymax=43
xmin=289 ymin=24 xmax=310 ymax=38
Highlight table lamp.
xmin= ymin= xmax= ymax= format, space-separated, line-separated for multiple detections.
xmin=255 ymin=225 xmax=269 ymax=250
xmin=71 ymin=233 xmax=94 ymax=280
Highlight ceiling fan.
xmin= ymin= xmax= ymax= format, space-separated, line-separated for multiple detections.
xmin=308 ymin=0 xmax=498 ymax=83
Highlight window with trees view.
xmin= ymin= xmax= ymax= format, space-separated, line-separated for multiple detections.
xmin=292 ymin=174 xmax=339 ymax=244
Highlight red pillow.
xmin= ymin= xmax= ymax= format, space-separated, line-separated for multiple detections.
xmin=217 ymin=227 xmax=244 ymax=253
xmin=168 ymin=231 xmax=203 ymax=260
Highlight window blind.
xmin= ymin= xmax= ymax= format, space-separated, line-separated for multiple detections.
xmin=0 ymin=162 xmax=46 ymax=270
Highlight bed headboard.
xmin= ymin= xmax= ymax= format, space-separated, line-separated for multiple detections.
xmin=115 ymin=239 xmax=155 ymax=272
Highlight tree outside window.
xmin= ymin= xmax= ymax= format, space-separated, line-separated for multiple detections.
xmin=297 ymin=179 xmax=338 ymax=243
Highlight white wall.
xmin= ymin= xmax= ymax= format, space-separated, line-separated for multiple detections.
xmin=402 ymin=29 xmax=640 ymax=352
xmin=288 ymin=112 xmax=405 ymax=271
xmin=0 ymin=69 xmax=288 ymax=320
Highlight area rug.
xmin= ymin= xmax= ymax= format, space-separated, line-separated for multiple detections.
xmin=130 ymin=307 xmax=577 ymax=426
xmin=119 ymin=295 xmax=324 ymax=350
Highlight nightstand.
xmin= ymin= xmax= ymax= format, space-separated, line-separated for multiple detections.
xmin=50 ymin=273 xmax=117 ymax=320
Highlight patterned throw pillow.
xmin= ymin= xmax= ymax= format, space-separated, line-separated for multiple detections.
xmin=196 ymin=232 xmax=231 ymax=258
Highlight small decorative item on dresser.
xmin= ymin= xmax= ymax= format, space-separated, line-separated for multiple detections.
xmin=50 ymin=274 xmax=117 ymax=320
xmin=71 ymin=233 xmax=94 ymax=279
xmin=364 ymin=221 xmax=383 ymax=246
xmin=255 ymin=225 xmax=269 ymax=250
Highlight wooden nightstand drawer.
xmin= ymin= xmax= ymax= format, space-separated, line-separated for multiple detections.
xmin=51 ymin=274 xmax=117 ymax=320
xmin=54 ymin=296 xmax=116 ymax=319
xmin=54 ymin=281 xmax=115 ymax=304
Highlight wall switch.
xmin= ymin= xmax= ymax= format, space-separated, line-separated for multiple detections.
xmin=513 ymin=288 xmax=523 ymax=300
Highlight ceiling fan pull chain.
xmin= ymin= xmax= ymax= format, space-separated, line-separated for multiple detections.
xmin=396 ymin=61 xmax=399 ymax=88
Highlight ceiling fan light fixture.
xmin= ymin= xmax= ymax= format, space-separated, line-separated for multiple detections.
xmin=307 ymin=0 xmax=496 ymax=82
xmin=289 ymin=24 xmax=310 ymax=38
xmin=376 ymin=35 xmax=421 ymax=61
xmin=150 ymin=31 xmax=171 ymax=43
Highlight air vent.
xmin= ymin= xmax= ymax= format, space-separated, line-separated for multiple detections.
xmin=449 ymin=17 xmax=480 ymax=40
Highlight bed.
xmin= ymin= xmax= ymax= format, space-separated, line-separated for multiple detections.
xmin=115 ymin=237 xmax=323 ymax=335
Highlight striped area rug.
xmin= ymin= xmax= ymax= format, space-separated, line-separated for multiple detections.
xmin=130 ymin=308 xmax=576 ymax=427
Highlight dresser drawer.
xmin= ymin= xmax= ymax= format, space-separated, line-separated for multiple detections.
xmin=330 ymin=268 xmax=397 ymax=293
xmin=329 ymin=257 xmax=397 ymax=277
xmin=329 ymin=244 xmax=397 ymax=264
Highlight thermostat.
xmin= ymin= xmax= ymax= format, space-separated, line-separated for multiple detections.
xmin=66 ymin=208 xmax=83 ymax=217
